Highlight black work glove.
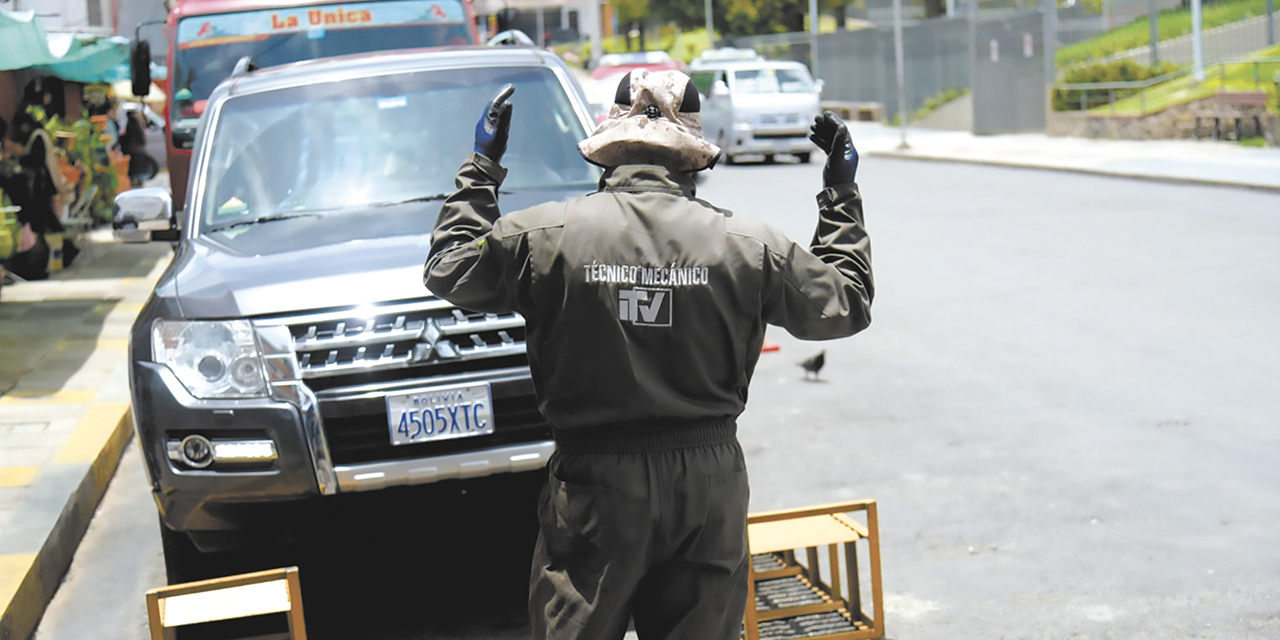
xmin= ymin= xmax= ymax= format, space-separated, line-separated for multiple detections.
xmin=809 ymin=111 xmax=859 ymax=188
xmin=473 ymin=84 xmax=515 ymax=163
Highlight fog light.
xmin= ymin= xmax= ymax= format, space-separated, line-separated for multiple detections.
xmin=180 ymin=435 xmax=213 ymax=468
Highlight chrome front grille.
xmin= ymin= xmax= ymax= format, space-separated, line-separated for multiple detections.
xmin=256 ymin=299 xmax=527 ymax=379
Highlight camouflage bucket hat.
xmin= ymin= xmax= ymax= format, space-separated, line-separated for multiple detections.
xmin=578 ymin=69 xmax=722 ymax=172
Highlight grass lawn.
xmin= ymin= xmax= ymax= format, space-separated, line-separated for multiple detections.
xmin=1057 ymin=0 xmax=1276 ymax=68
xmin=1092 ymin=44 xmax=1280 ymax=114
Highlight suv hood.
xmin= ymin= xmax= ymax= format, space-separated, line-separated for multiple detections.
xmin=169 ymin=189 xmax=583 ymax=318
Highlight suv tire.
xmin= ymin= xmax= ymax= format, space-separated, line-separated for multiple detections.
xmin=159 ymin=518 xmax=207 ymax=584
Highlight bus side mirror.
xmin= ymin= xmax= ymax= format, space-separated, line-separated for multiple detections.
xmin=131 ymin=41 xmax=152 ymax=99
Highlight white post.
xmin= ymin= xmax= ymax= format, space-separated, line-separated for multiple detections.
xmin=705 ymin=0 xmax=715 ymax=47
xmin=586 ymin=0 xmax=602 ymax=68
xmin=947 ymin=0 xmax=957 ymax=17
xmin=561 ymin=4 xmax=569 ymax=30
xmin=894 ymin=0 xmax=909 ymax=149
xmin=1044 ymin=0 xmax=1057 ymax=118
xmin=536 ymin=7 xmax=545 ymax=46
xmin=1191 ymin=0 xmax=1204 ymax=81
xmin=809 ymin=0 xmax=820 ymax=81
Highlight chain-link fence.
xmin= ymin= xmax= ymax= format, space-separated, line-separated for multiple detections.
xmin=734 ymin=9 xmax=1044 ymax=130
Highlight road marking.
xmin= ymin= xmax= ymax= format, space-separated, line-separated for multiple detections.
xmin=0 ymin=389 xmax=98 ymax=405
xmin=0 ymin=467 xmax=40 ymax=487
xmin=53 ymin=403 xmax=129 ymax=465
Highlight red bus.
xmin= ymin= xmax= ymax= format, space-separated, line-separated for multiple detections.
xmin=133 ymin=0 xmax=480 ymax=210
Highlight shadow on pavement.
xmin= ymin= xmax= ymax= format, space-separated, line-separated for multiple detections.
xmin=177 ymin=471 xmax=544 ymax=640
xmin=49 ymin=232 xmax=172 ymax=281
xmin=0 ymin=298 xmax=120 ymax=397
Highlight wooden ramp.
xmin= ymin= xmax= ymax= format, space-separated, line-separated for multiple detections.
xmin=744 ymin=501 xmax=884 ymax=640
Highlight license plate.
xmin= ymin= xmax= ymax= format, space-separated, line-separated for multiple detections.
xmin=385 ymin=382 xmax=494 ymax=446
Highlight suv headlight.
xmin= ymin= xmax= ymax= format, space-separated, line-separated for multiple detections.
xmin=152 ymin=320 xmax=267 ymax=398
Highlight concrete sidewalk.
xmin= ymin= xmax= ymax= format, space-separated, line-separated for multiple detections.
xmin=850 ymin=122 xmax=1280 ymax=191
xmin=0 ymin=230 xmax=170 ymax=640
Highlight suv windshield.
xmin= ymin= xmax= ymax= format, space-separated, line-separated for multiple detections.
xmin=198 ymin=65 xmax=599 ymax=233
xmin=732 ymin=68 xmax=815 ymax=94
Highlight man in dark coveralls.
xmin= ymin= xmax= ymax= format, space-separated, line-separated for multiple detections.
xmin=424 ymin=69 xmax=874 ymax=640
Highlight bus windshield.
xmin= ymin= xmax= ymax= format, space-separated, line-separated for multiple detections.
xmin=172 ymin=0 xmax=473 ymax=126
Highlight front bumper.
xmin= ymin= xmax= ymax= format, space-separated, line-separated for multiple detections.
xmin=727 ymin=125 xmax=811 ymax=156
xmin=132 ymin=360 xmax=552 ymax=538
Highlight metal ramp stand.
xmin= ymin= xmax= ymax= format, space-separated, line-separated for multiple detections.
xmin=145 ymin=567 xmax=307 ymax=640
xmin=744 ymin=501 xmax=884 ymax=640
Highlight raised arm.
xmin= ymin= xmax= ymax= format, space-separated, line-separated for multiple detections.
xmin=762 ymin=112 xmax=874 ymax=340
xmin=423 ymin=85 xmax=518 ymax=313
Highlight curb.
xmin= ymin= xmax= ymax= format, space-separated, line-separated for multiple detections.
xmin=863 ymin=149 xmax=1280 ymax=193
xmin=0 ymin=407 xmax=134 ymax=640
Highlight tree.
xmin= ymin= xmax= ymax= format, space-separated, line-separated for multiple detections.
xmin=613 ymin=0 xmax=650 ymax=50
xmin=718 ymin=0 xmax=852 ymax=37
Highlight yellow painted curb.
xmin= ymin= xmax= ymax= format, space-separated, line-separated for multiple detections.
xmin=0 ymin=554 xmax=37 ymax=616
xmin=0 ymin=408 xmax=134 ymax=640
xmin=0 ymin=389 xmax=98 ymax=405
xmin=54 ymin=403 xmax=130 ymax=465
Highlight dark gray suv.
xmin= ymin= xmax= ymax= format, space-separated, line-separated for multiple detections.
xmin=114 ymin=46 xmax=600 ymax=580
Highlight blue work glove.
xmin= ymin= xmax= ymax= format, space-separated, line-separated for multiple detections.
xmin=809 ymin=111 xmax=859 ymax=188
xmin=474 ymin=84 xmax=515 ymax=163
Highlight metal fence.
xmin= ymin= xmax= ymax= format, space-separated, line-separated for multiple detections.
xmin=1056 ymin=56 xmax=1280 ymax=115
xmin=734 ymin=10 xmax=1042 ymax=123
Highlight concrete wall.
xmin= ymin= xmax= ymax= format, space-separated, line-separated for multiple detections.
xmin=915 ymin=92 xmax=974 ymax=130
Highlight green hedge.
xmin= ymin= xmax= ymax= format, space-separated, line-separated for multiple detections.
xmin=1052 ymin=59 xmax=1183 ymax=111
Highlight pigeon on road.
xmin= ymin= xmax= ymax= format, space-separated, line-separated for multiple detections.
xmin=799 ymin=350 xmax=826 ymax=380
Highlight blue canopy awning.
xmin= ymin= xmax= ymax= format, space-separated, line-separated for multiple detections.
xmin=0 ymin=8 xmax=131 ymax=83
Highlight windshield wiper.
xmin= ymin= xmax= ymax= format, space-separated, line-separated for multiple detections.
xmin=373 ymin=194 xmax=453 ymax=207
xmin=373 ymin=190 xmax=519 ymax=208
xmin=213 ymin=213 xmax=319 ymax=231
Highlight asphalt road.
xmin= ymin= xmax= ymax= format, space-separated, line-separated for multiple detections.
xmin=33 ymin=157 xmax=1280 ymax=640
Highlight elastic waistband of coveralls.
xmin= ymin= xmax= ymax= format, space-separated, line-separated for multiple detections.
xmin=552 ymin=416 xmax=738 ymax=454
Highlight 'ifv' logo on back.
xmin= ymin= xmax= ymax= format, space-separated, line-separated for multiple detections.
xmin=618 ymin=288 xmax=672 ymax=326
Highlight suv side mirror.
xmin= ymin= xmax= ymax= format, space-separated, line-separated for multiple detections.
xmin=131 ymin=41 xmax=152 ymax=99
xmin=711 ymin=80 xmax=729 ymax=98
xmin=814 ymin=79 xmax=825 ymax=95
xmin=114 ymin=187 xmax=178 ymax=243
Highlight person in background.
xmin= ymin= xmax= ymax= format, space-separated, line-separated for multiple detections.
xmin=3 ymin=112 xmax=79 ymax=278
xmin=424 ymin=69 xmax=873 ymax=639
xmin=119 ymin=107 xmax=158 ymax=186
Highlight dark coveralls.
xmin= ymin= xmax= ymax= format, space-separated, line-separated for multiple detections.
xmin=424 ymin=153 xmax=874 ymax=640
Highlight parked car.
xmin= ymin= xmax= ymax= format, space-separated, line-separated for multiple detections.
xmin=115 ymin=46 xmax=601 ymax=581
xmin=582 ymin=50 xmax=683 ymax=117
xmin=689 ymin=57 xmax=824 ymax=164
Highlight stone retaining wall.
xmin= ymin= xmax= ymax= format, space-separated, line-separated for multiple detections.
xmin=1049 ymin=98 xmax=1279 ymax=145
